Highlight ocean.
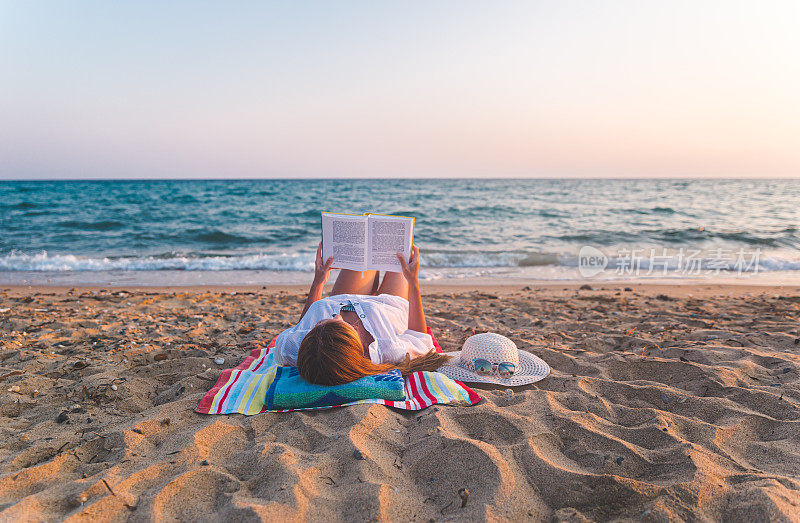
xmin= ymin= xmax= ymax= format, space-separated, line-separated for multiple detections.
xmin=2 ymin=178 xmax=799 ymax=286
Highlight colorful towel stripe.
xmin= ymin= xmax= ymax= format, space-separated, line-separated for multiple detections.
xmin=195 ymin=327 xmax=481 ymax=415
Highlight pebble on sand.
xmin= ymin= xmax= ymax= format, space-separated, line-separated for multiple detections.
xmin=459 ymin=488 xmax=469 ymax=507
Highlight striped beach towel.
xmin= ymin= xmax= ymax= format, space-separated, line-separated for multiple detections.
xmin=196 ymin=327 xmax=481 ymax=414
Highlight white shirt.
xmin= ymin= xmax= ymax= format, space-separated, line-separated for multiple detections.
xmin=273 ymin=293 xmax=435 ymax=366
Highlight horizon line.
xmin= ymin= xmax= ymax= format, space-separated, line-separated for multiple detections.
xmin=2 ymin=175 xmax=800 ymax=182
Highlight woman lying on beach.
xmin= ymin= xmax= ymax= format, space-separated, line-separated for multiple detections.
xmin=273 ymin=242 xmax=450 ymax=385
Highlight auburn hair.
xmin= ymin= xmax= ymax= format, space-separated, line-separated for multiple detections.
xmin=297 ymin=320 xmax=452 ymax=385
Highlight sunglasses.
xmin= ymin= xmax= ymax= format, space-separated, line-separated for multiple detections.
xmin=470 ymin=358 xmax=516 ymax=377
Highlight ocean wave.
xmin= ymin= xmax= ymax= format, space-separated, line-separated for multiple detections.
xmin=8 ymin=202 xmax=38 ymax=210
xmin=190 ymin=229 xmax=254 ymax=244
xmin=0 ymin=252 xmax=315 ymax=272
xmin=421 ymin=250 xmax=563 ymax=268
xmin=623 ymin=206 xmax=677 ymax=216
xmin=2 ymin=249 xmax=799 ymax=273
xmin=57 ymin=220 xmax=126 ymax=231
xmin=422 ymin=250 xmax=533 ymax=268
xmin=748 ymin=256 xmax=800 ymax=272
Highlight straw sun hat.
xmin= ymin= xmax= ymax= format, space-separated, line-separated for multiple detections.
xmin=437 ymin=332 xmax=550 ymax=386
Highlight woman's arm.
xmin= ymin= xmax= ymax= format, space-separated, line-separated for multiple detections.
xmin=299 ymin=241 xmax=334 ymax=322
xmin=396 ymin=244 xmax=426 ymax=333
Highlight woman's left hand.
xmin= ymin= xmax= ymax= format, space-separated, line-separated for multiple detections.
xmin=396 ymin=244 xmax=420 ymax=284
xmin=314 ymin=241 xmax=334 ymax=285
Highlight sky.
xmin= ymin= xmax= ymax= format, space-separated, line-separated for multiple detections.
xmin=1 ymin=1 xmax=799 ymax=180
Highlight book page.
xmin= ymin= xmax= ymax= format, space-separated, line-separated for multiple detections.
xmin=321 ymin=213 xmax=367 ymax=271
xmin=367 ymin=215 xmax=414 ymax=272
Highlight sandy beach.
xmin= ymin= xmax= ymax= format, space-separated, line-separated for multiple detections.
xmin=1 ymin=282 xmax=799 ymax=521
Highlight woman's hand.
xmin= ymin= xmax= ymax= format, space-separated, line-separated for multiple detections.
xmin=314 ymin=241 xmax=334 ymax=286
xmin=396 ymin=244 xmax=420 ymax=284
xmin=299 ymin=241 xmax=333 ymax=321
xmin=398 ymin=245 xmax=426 ymax=332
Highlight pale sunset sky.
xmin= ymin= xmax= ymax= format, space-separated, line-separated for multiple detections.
xmin=1 ymin=1 xmax=798 ymax=179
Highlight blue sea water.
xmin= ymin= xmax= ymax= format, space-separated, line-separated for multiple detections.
xmin=1 ymin=179 xmax=799 ymax=285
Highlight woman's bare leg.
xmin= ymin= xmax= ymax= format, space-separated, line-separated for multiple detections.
xmin=331 ymin=269 xmax=380 ymax=296
xmin=375 ymin=270 xmax=409 ymax=299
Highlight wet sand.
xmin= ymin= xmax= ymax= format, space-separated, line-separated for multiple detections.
xmin=1 ymin=283 xmax=799 ymax=521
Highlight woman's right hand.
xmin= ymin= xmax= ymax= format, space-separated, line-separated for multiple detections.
xmin=314 ymin=241 xmax=334 ymax=286
xmin=398 ymin=245 xmax=426 ymax=332
xmin=298 ymin=241 xmax=333 ymax=322
xmin=396 ymin=244 xmax=420 ymax=284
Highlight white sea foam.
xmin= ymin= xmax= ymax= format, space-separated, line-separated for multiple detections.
xmin=1 ymin=250 xmax=799 ymax=273
xmin=0 ymin=252 xmax=315 ymax=272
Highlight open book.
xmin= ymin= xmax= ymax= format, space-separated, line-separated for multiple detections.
xmin=321 ymin=212 xmax=415 ymax=272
